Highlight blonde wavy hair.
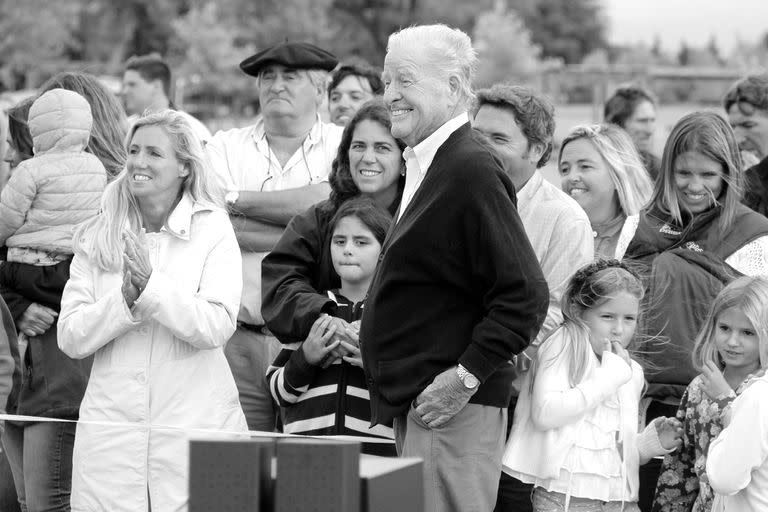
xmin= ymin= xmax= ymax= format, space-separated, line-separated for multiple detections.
xmin=74 ymin=110 xmax=224 ymax=271
xmin=559 ymin=123 xmax=654 ymax=217
xmin=692 ymin=276 xmax=768 ymax=372
xmin=529 ymin=260 xmax=645 ymax=391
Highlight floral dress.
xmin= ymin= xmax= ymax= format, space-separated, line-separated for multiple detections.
xmin=652 ymin=369 xmax=766 ymax=512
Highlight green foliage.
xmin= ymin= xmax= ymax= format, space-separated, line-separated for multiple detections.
xmin=512 ymin=0 xmax=607 ymax=64
xmin=473 ymin=3 xmax=543 ymax=87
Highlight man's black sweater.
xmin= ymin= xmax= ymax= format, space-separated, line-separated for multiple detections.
xmin=743 ymin=156 xmax=768 ymax=218
xmin=360 ymin=124 xmax=549 ymax=425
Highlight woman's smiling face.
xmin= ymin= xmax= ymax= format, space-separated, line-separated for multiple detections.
xmin=560 ymin=137 xmax=618 ymax=221
xmin=126 ymin=125 xmax=186 ymax=201
xmin=348 ymin=119 xmax=403 ymax=200
xmin=673 ymin=150 xmax=724 ymax=215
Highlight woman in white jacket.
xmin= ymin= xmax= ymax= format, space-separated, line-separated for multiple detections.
xmin=58 ymin=110 xmax=247 ymax=512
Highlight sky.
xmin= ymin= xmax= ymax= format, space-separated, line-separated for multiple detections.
xmin=604 ymin=0 xmax=768 ymax=54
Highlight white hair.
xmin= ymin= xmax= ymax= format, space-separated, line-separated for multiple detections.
xmin=387 ymin=24 xmax=478 ymax=106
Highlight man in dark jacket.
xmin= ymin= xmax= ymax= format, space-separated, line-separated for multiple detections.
xmin=724 ymin=74 xmax=768 ymax=217
xmin=360 ymin=24 xmax=549 ymax=512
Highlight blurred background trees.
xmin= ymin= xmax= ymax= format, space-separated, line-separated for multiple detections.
xmin=1 ymin=0 xmax=766 ymax=109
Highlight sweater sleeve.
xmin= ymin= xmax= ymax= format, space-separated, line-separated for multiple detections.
xmin=0 ymin=162 xmax=36 ymax=246
xmin=706 ymin=379 xmax=768 ymax=495
xmin=531 ymin=341 xmax=632 ymax=431
xmin=456 ymin=157 xmax=549 ymax=382
xmin=266 ymin=343 xmax=321 ymax=407
xmin=58 ymin=251 xmax=142 ymax=359
xmin=262 ymin=205 xmax=337 ymax=344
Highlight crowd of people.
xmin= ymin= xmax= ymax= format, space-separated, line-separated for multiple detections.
xmin=0 ymin=21 xmax=768 ymax=512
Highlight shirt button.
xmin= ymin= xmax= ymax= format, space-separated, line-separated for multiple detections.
xmin=148 ymin=239 xmax=157 ymax=248
xmin=137 ymin=372 xmax=147 ymax=384
xmin=368 ymin=378 xmax=375 ymax=386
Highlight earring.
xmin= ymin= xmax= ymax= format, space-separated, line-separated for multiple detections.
xmin=400 ymin=167 xmax=406 ymax=176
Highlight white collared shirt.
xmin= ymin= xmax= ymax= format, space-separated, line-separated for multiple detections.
xmin=516 ymin=171 xmax=594 ymax=343
xmin=206 ymin=115 xmax=342 ymax=194
xmin=206 ymin=115 xmax=343 ymax=324
xmin=398 ymin=112 xmax=469 ymax=220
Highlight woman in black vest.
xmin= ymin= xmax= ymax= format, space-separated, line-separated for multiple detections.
xmin=620 ymin=111 xmax=768 ymax=510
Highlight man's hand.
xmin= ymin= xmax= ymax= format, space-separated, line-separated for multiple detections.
xmin=17 ymin=303 xmax=57 ymax=337
xmin=414 ymin=366 xmax=476 ymax=429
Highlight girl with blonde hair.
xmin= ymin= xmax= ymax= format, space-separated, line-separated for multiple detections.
xmin=654 ymin=276 xmax=768 ymax=512
xmin=559 ymin=123 xmax=653 ymax=259
xmin=59 ymin=110 xmax=246 ymax=512
xmin=503 ymin=260 xmax=682 ymax=512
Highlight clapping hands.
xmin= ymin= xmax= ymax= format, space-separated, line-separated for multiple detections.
xmin=121 ymin=229 xmax=153 ymax=307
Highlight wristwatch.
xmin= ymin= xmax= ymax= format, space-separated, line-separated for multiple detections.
xmin=456 ymin=364 xmax=480 ymax=389
xmin=225 ymin=190 xmax=240 ymax=207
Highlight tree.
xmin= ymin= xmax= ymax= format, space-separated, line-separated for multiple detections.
xmin=707 ymin=34 xmax=722 ymax=64
xmin=472 ymin=1 xmax=543 ymax=87
xmin=0 ymin=0 xmax=82 ymax=87
xmin=651 ymin=35 xmax=663 ymax=58
xmin=678 ymin=41 xmax=691 ymax=66
xmin=512 ymin=0 xmax=607 ymax=64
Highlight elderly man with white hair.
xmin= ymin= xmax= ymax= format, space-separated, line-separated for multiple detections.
xmin=359 ymin=24 xmax=549 ymax=512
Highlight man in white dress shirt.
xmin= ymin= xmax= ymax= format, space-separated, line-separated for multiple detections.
xmin=206 ymin=42 xmax=343 ymax=431
xmin=472 ymin=83 xmax=594 ymax=512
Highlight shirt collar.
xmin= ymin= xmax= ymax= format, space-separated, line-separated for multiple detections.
xmin=409 ymin=112 xmax=469 ymax=174
xmin=251 ymin=114 xmax=325 ymax=147
xmin=517 ymin=170 xmax=543 ymax=201
xmin=163 ymin=193 xmax=214 ymax=240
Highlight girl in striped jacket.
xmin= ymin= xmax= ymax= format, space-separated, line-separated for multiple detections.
xmin=267 ymin=198 xmax=394 ymax=454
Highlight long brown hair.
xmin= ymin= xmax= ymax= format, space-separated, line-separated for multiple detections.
xmin=39 ymin=71 xmax=128 ymax=179
xmin=648 ymin=111 xmax=742 ymax=234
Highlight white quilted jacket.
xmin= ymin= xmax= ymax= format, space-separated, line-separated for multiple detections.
xmin=0 ymin=88 xmax=107 ymax=254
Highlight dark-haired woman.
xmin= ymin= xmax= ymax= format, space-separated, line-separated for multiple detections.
xmin=262 ymin=99 xmax=405 ymax=345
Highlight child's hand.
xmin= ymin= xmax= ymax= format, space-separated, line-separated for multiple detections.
xmin=611 ymin=341 xmax=631 ymax=366
xmin=301 ymin=315 xmax=341 ymax=366
xmin=654 ymin=416 xmax=683 ymax=451
xmin=339 ymin=340 xmax=363 ymax=368
xmin=701 ymin=361 xmax=733 ymax=400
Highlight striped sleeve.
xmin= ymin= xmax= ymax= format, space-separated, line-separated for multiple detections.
xmin=266 ymin=342 xmax=319 ymax=406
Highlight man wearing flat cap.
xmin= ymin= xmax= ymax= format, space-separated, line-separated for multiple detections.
xmin=207 ymin=41 xmax=343 ymax=432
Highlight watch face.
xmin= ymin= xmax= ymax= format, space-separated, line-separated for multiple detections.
xmin=465 ymin=375 xmax=479 ymax=388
